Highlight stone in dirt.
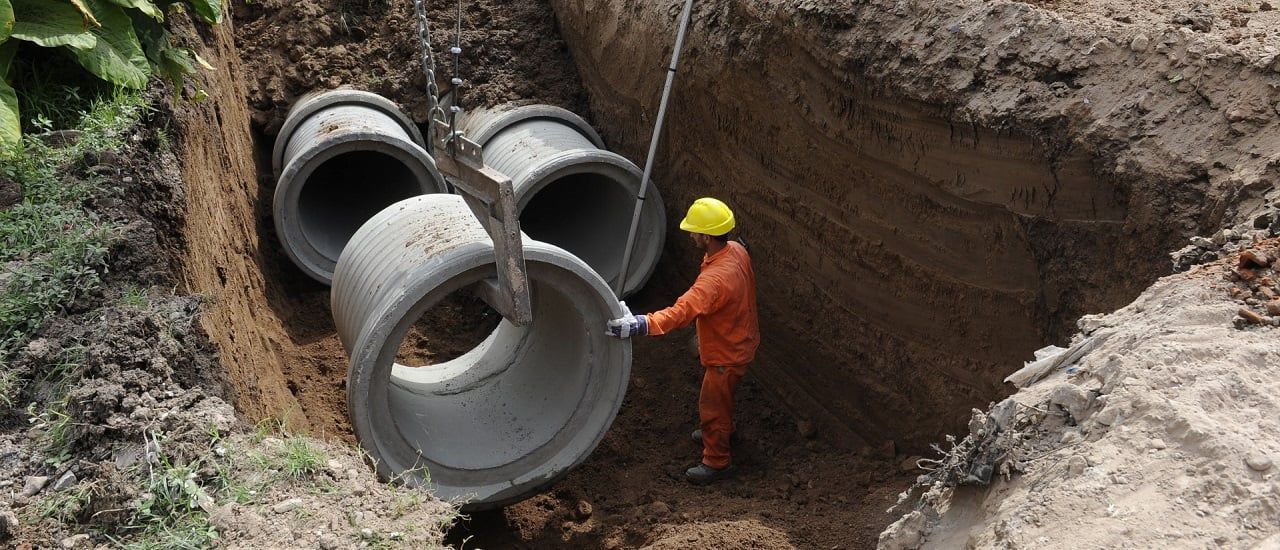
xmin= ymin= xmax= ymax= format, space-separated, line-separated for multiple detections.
xmin=272 ymin=498 xmax=303 ymax=514
xmin=21 ymin=477 xmax=48 ymax=497
xmin=0 ymin=510 xmax=17 ymax=540
xmin=1066 ymin=455 xmax=1088 ymax=476
xmin=1238 ymin=308 xmax=1266 ymax=324
xmin=0 ymin=175 xmax=21 ymax=210
xmin=1245 ymin=454 xmax=1273 ymax=472
xmin=58 ymin=534 xmax=89 ymax=549
xmin=573 ymin=500 xmax=593 ymax=520
xmin=51 ymin=471 xmax=77 ymax=492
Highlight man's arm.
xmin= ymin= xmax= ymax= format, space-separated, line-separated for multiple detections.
xmin=644 ymin=273 xmax=722 ymax=336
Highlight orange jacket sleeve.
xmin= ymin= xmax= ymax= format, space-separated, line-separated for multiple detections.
xmin=645 ymin=272 xmax=724 ymax=336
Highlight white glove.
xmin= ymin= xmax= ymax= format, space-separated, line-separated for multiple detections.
xmin=606 ymin=301 xmax=648 ymax=338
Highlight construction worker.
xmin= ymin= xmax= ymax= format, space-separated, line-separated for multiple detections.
xmin=606 ymin=197 xmax=760 ymax=484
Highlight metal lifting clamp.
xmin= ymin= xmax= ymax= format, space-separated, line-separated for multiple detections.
xmin=413 ymin=0 xmax=530 ymax=326
xmin=431 ymin=117 xmax=533 ymax=327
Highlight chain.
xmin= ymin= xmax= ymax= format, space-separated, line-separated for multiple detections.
xmin=412 ymin=0 xmax=444 ymax=144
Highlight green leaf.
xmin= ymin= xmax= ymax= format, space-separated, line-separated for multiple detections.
xmin=9 ymin=0 xmax=96 ymax=49
xmin=68 ymin=0 xmax=148 ymax=89
xmin=155 ymin=44 xmax=193 ymax=91
xmin=0 ymin=0 xmax=14 ymax=42
xmin=186 ymin=0 xmax=219 ymax=24
xmin=106 ymin=0 xmax=161 ymax=21
xmin=0 ymin=40 xmax=19 ymax=145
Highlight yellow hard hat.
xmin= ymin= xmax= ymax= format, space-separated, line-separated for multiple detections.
xmin=679 ymin=197 xmax=736 ymax=236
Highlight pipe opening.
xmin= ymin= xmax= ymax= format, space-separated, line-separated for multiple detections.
xmin=296 ymin=150 xmax=424 ymax=261
xmin=394 ymin=293 xmax=502 ymax=366
xmin=520 ymin=171 xmax=636 ymax=286
xmin=385 ymin=277 xmax=595 ymax=472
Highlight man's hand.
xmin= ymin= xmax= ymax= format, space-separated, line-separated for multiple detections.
xmin=606 ymin=301 xmax=648 ymax=338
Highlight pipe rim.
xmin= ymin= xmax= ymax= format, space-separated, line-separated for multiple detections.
xmin=514 ymin=149 xmax=667 ymax=296
xmin=273 ymin=89 xmax=426 ymax=176
xmin=464 ymin=104 xmax=605 ymax=149
xmin=274 ymin=134 xmax=443 ymax=284
xmin=345 ymin=241 xmax=630 ymax=510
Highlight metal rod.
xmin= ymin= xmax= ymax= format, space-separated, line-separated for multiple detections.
xmin=615 ymin=0 xmax=696 ymax=297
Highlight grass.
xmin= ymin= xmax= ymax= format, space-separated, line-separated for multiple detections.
xmin=120 ymin=285 xmax=150 ymax=309
xmin=278 ymin=436 xmax=326 ymax=480
xmin=0 ymin=89 xmax=146 ymax=363
xmin=31 ymin=480 xmax=95 ymax=523
xmin=119 ymin=452 xmax=219 ymax=550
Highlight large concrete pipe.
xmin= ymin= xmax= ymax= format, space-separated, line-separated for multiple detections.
xmin=332 ymin=194 xmax=631 ymax=509
xmin=274 ymin=89 xmax=446 ymax=284
xmin=460 ymin=104 xmax=666 ymax=297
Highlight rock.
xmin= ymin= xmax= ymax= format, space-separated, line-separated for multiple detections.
xmin=1129 ymin=34 xmax=1150 ymax=52
xmin=573 ymin=500 xmax=593 ymax=520
xmin=878 ymin=510 xmax=925 ymax=550
xmin=359 ymin=528 xmax=374 ymax=539
xmin=0 ymin=509 xmax=17 ymax=540
xmin=647 ymin=501 xmax=671 ymax=516
xmin=1067 ymin=455 xmax=1088 ymax=476
xmin=1266 ymin=301 xmax=1280 ymax=316
xmin=272 ymin=498 xmax=303 ymax=514
xmin=21 ymin=476 xmax=48 ymax=497
xmin=1094 ymin=404 xmax=1122 ymax=426
xmin=1246 ymin=454 xmax=1273 ymax=472
xmin=1238 ymin=308 xmax=1266 ymax=325
xmin=1254 ymin=212 xmax=1275 ymax=230
xmin=1149 ymin=438 xmax=1167 ymax=450
xmin=1190 ymin=236 xmax=1215 ymax=248
xmin=1240 ymin=249 xmax=1272 ymax=268
xmin=51 ymin=471 xmax=77 ymax=492
xmin=1061 ymin=430 xmax=1083 ymax=445
xmin=318 ymin=534 xmax=341 ymax=550
xmin=1049 ymin=384 xmax=1092 ymax=422
xmin=59 ymin=534 xmax=90 ymax=549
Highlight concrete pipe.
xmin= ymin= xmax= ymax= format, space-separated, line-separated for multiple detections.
xmin=274 ymin=89 xmax=446 ymax=284
xmin=332 ymin=194 xmax=631 ymax=509
xmin=460 ymin=104 xmax=666 ymax=297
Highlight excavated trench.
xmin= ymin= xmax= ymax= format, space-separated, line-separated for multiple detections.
xmin=167 ymin=0 xmax=1216 ymax=546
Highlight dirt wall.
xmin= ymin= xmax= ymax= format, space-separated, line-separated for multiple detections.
xmin=546 ymin=0 xmax=1278 ymax=450
xmin=168 ymin=19 xmax=319 ymax=431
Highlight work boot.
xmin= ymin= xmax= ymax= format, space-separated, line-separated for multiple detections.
xmin=685 ymin=462 xmax=733 ymax=485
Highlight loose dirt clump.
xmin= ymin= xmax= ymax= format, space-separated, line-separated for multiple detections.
xmin=881 ymin=239 xmax=1280 ymax=549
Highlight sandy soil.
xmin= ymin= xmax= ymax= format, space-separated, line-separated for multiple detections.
xmin=881 ymin=239 xmax=1280 ymax=548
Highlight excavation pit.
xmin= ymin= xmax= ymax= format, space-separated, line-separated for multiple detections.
xmin=181 ymin=0 xmax=1230 ymax=546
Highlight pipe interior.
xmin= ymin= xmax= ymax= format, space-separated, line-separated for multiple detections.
xmin=520 ymin=172 xmax=635 ymax=285
xmin=383 ymin=272 xmax=600 ymax=472
xmin=297 ymin=150 xmax=423 ymax=261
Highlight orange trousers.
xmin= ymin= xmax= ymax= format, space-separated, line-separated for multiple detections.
xmin=699 ymin=364 xmax=747 ymax=469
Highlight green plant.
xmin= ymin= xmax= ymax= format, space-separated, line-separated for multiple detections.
xmin=120 ymin=284 xmax=149 ymax=308
xmin=0 ymin=91 xmax=139 ymax=363
xmin=31 ymin=480 xmax=95 ymax=522
xmin=278 ymin=436 xmax=325 ymax=480
xmin=0 ymin=0 xmax=222 ymax=145
xmin=123 ymin=451 xmax=219 ymax=549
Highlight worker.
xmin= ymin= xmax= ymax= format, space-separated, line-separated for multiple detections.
xmin=606 ymin=197 xmax=760 ymax=484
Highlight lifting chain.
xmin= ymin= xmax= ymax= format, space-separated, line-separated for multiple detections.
xmin=411 ymin=0 xmax=466 ymax=150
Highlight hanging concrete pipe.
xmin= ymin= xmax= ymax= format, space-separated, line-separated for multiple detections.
xmin=274 ymin=89 xmax=446 ymax=284
xmin=332 ymin=194 xmax=631 ymax=509
xmin=459 ymin=104 xmax=666 ymax=297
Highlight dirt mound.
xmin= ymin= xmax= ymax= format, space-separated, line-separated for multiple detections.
xmin=232 ymin=0 xmax=587 ymax=135
xmin=881 ymin=239 xmax=1280 ymax=548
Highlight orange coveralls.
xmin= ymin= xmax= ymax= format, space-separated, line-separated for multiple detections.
xmin=646 ymin=241 xmax=760 ymax=469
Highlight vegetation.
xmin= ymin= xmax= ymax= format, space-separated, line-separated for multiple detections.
xmin=0 ymin=90 xmax=142 ymax=369
xmin=0 ymin=0 xmax=222 ymax=145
